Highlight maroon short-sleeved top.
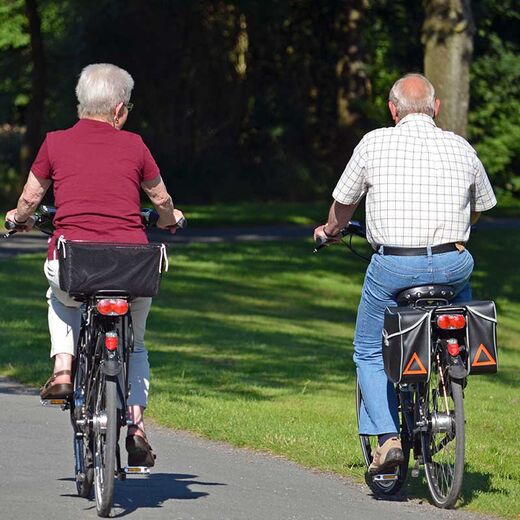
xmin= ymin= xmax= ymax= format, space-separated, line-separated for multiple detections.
xmin=31 ymin=119 xmax=160 ymax=259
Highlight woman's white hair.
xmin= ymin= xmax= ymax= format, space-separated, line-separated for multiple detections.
xmin=76 ymin=63 xmax=134 ymax=119
xmin=389 ymin=73 xmax=436 ymax=118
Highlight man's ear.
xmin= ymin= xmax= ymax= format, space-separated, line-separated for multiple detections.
xmin=388 ymin=101 xmax=399 ymax=122
xmin=433 ymin=98 xmax=440 ymax=118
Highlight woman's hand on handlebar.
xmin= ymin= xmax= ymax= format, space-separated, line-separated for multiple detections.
xmin=157 ymin=208 xmax=186 ymax=233
xmin=5 ymin=209 xmax=36 ymax=232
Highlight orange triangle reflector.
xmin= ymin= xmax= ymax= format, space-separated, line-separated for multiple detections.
xmin=472 ymin=343 xmax=497 ymax=367
xmin=403 ymin=352 xmax=428 ymax=375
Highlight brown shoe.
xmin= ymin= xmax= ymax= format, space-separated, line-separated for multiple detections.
xmin=40 ymin=370 xmax=73 ymax=400
xmin=126 ymin=425 xmax=156 ymax=467
xmin=368 ymin=437 xmax=404 ymax=475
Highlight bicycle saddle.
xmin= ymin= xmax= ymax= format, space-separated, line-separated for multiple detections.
xmin=396 ymin=285 xmax=455 ymax=305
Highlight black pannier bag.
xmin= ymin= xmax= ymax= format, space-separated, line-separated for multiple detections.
xmin=57 ymin=237 xmax=169 ymax=298
xmin=382 ymin=307 xmax=432 ymax=384
xmin=465 ymin=301 xmax=498 ymax=375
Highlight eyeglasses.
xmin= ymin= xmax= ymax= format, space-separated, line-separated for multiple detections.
xmin=124 ymin=102 xmax=134 ymax=112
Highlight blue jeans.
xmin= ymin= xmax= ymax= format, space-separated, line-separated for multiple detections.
xmin=354 ymin=248 xmax=474 ymax=435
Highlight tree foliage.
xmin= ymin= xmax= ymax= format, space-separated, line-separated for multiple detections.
xmin=0 ymin=0 xmax=518 ymax=205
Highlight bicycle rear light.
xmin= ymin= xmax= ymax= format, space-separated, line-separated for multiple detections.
xmin=446 ymin=338 xmax=460 ymax=356
xmin=105 ymin=332 xmax=118 ymax=351
xmin=436 ymin=314 xmax=466 ymax=330
xmin=96 ymin=299 xmax=129 ymax=316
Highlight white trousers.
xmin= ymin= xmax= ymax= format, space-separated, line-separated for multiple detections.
xmin=44 ymin=259 xmax=151 ymax=407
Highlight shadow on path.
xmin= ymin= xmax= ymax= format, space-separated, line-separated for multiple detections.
xmin=59 ymin=473 xmax=225 ymax=517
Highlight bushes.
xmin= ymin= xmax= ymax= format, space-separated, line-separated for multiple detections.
xmin=469 ymin=36 xmax=520 ymax=196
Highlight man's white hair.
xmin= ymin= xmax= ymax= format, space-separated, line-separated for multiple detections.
xmin=76 ymin=63 xmax=134 ymax=119
xmin=388 ymin=73 xmax=436 ymax=118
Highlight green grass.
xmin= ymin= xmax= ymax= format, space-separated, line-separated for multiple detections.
xmin=180 ymin=201 xmax=332 ymax=227
xmin=1 ymin=231 xmax=519 ymax=518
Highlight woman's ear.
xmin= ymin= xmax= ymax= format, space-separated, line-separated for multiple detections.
xmin=115 ymin=101 xmax=125 ymax=119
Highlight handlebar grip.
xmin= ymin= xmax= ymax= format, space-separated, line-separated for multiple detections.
xmin=313 ymin=234 xmax=329 ymax=253
xmin=175 ymin=217 xmax=187 ymax=229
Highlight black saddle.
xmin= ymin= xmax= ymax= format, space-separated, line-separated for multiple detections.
xmin=396 ymin=285 xmax=456 ymax=305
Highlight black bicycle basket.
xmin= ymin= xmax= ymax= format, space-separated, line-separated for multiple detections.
xmin=57 ymin=237 xmax=168 ymax=298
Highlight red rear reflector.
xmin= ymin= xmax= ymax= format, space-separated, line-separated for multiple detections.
xmin=96 ymin=299 xmax=129 ymax=316
xmin=447 ymin=339 xmax=460 ymax=356
xmin=105 ymin=332 xmax=118 ymax=351
xmin=436 ymin=314 xmax=466 ymax=330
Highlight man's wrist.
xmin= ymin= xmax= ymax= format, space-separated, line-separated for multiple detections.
xmin=323 ymin=225 xmax=337 ymax=238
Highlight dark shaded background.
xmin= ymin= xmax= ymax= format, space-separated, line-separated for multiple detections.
xmin=0 ymin=0 xmax=519 ymax=205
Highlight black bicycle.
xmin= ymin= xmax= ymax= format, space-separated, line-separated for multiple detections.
xmin=315 ymin=223 xmax=497 ymax=508
xmin=5 ymin=205 xmax=185 ymax=517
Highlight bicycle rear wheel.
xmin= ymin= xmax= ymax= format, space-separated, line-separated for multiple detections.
xmin=421 ymin=367 xmax=465 ymax=508
xmin=356 ymin=379 xmax=409 ymax=495
xmin=93 ymin=373 xmax=118 ymax=517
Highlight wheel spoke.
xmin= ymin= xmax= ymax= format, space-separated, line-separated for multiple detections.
xmin=421 ymin=358 xmax=464 ymax=508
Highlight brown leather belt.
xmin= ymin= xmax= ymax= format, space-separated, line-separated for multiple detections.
xmin=378 ymin=242 xmax=459 ymax=256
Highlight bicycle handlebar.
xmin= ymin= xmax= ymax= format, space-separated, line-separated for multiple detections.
xmin=4 ymin=205 xmax=187 ymax=238
xmin=313 ymin=221 xmax=366 ymax=253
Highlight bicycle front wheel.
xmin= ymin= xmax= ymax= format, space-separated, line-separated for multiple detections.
xmin=71 ymin=351 xmax=94 ymax=498
xmin=421 ymin=369 xmax=465 ymax=508
xmin=93 ymin=373 xmax=118 ymax=517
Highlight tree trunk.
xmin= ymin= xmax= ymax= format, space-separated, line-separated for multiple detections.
xmin=20 ymin=0 xmax=46 ymax=181
xmin=336 ymin=0 xmax=369 ymax=128
xmin=423 ymin=0 xmax=474 ymax=137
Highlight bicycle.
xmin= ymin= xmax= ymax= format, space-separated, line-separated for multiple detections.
xmin=315 ymin=223 xmax=497 ymax=508
xmin=4 ymin=205 xmax=186 ymax=517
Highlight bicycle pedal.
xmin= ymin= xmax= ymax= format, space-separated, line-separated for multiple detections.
xmin=40 ymin=398 xmax=69 ymax=409
xmin=373 ymin=473 xmax=398 ymax=482
xmin=124 ymin=466 xmax=151 ymax=475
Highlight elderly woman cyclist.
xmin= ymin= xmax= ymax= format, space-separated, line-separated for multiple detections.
xmin=6 ymin=63 xmax=182 ymax=467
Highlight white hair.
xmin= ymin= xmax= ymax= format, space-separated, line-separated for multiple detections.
xmin=389 ymin=73 xmax=436 ymax=118
xmin=76 ymin=63 xmax=134 ymax=119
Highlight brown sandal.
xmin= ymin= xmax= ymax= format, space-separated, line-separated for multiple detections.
xmin=126 ymin=425 xmax=156 ymax=467
xmin=40 ymin=370 xmax=73 ymax=400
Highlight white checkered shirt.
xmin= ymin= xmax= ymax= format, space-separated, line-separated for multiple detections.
xmin=333 ymin=113 xmax=497 ymax=248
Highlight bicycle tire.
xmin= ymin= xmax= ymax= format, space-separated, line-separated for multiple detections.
xmin=93 ymin=373 xmax=118 ymax=517
xmin=356 ymin=379 xmax=409 ymax=495
xmin=71 ymin=349 xmax=94 ymax=498
xmin=421 ymin=369 xmax=465 ymax=508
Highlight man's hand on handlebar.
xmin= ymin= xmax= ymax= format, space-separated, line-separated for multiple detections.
xmin=5 ymin=209 xmax=36 ymax=232
xmin=157 ymin=208 xmax=186 ymax=233
xmin=313 ymin=224 xmax=342 ymax=245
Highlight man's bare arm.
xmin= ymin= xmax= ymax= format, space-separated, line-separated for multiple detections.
xmin=313 ymin=200 xmax=359 ymax=242
xmin=471 ymin=211 xmax=481 ymax=225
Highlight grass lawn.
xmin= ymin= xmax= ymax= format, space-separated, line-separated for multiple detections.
xmin=0 ymin=229 xmax=519 ymax=518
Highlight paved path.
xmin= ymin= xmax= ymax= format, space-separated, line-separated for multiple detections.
xmin=0 ymin=377 xmax=493 ymax=520
xmin=1 ymin=217 xmax=519 ymax=259
xmin=0 ymin=223 xmax=510 ymax=518
xmin=0 ymin=225 xmax=317 ymax=259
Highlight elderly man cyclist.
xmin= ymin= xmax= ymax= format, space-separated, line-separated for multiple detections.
xmin=314 ymin=73 xmax=496 ymax=475
xmin=6 ymin=63 xmax=183 ymax=467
